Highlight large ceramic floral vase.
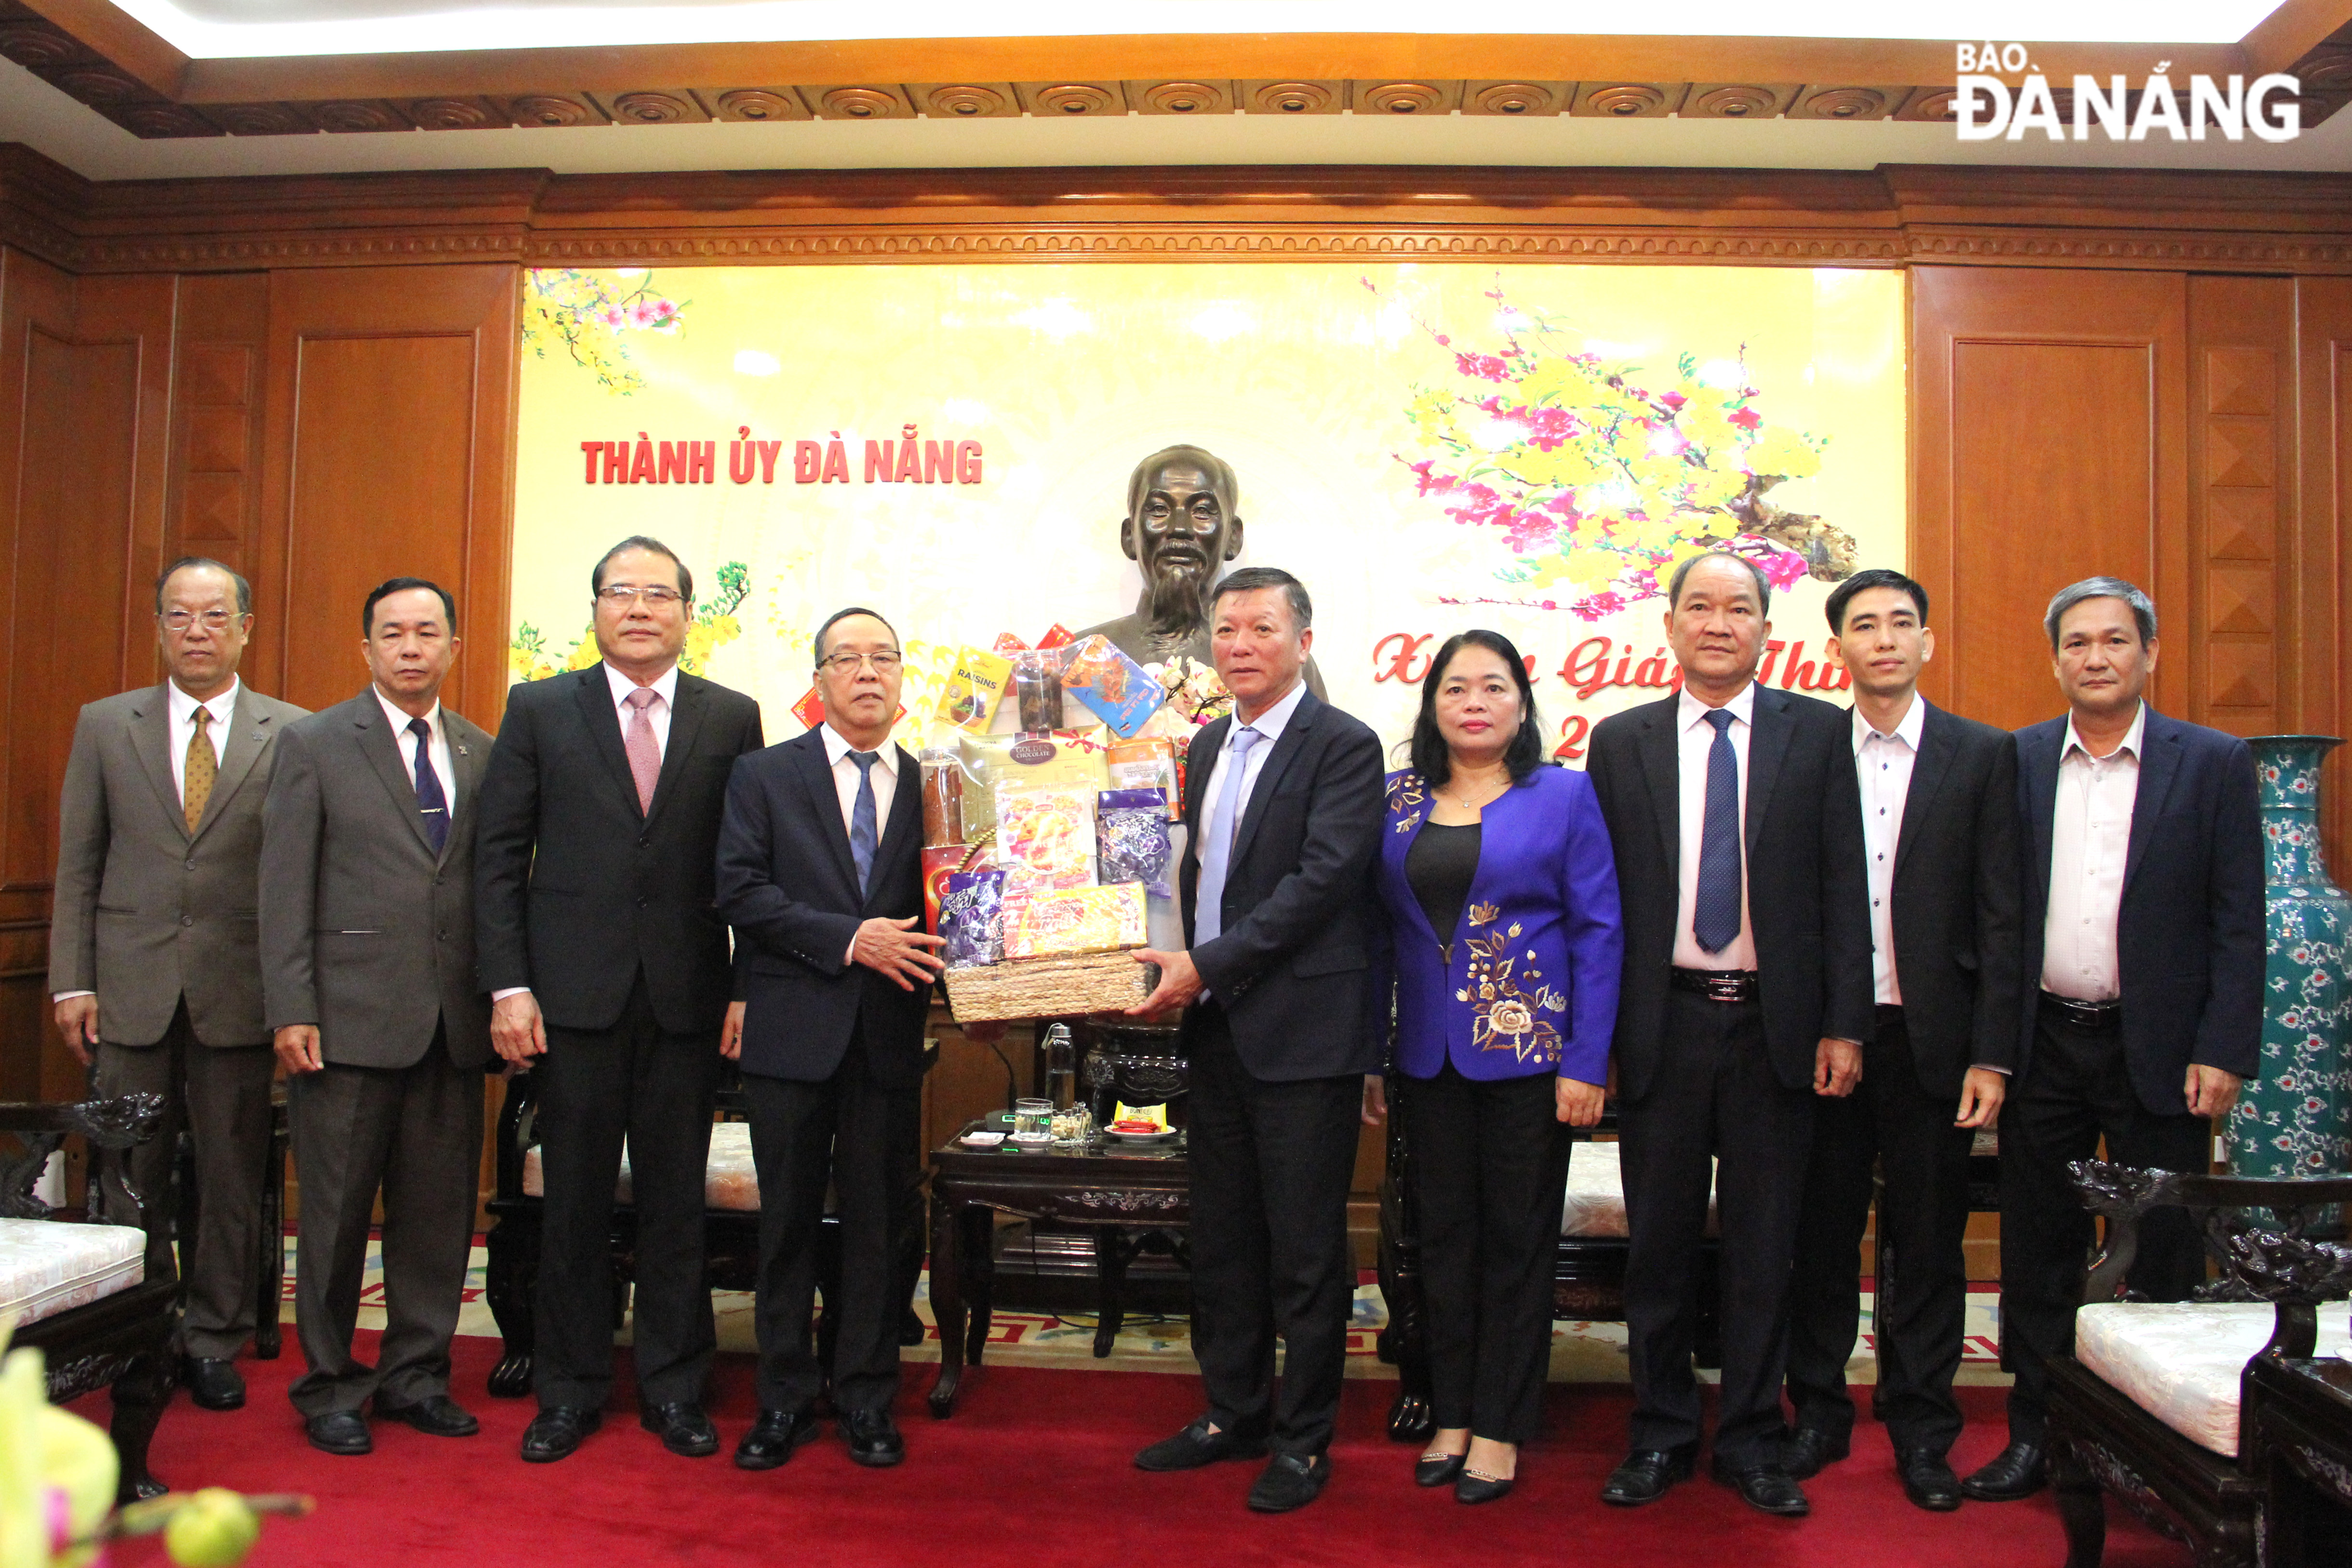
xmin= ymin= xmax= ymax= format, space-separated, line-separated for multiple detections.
xmin=2224 ymin=736 xmax=2351 ymax=1180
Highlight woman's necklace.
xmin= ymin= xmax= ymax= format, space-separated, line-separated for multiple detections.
xmin=1441 ymin=769 xmax=1509 ymax=814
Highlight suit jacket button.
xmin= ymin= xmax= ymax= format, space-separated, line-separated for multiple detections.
xmin=179 ymin=916 xmax=193 ymax=927
xmin=636 ymin=896 xmax=649 ymax=909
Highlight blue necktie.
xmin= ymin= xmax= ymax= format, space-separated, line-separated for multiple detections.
xmin=848 ymin=750 xmax=880 ymax=900
xmin=1693 ymin=708 xmax=1742 ymax=956
xmin=1194 ymin=725 xmax=1263 ymax=949
xmin=407 ymin=717 xmax=449 ymax=856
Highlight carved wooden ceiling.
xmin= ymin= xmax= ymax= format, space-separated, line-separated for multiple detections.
xmin=1 ymin=0 xmax=2348 ymax=141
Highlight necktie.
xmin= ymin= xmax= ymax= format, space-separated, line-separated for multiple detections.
xmin=848 ymin=751 xmax=880 ymax=900
xmin=1193 ymin=725 xmax=1263 ymax=948
xmin=183 ymin=705 xmax=217 ymax=832
xmin=408 ymin=716 xmax=450 ymax=855
xmin=623 ymin=687 xmax=662 ymax=815
xmin=1693 ymin=707 xmax=1743 ymax=956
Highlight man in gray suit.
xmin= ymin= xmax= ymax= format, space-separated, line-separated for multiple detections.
xmin=50 ymin=557 xmax=307 ymax=1412
xmin=261 ymin=578 xmax=494 ymax=1456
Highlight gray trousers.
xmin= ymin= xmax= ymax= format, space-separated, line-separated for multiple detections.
xmin=94 ymin=1005 xmax=276 ymax=1361
xmin=286 ymin=1040 xmax=482 ymax=1416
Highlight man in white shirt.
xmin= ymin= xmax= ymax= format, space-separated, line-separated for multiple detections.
xmin=48 ymin=557 xmax=307 ymax=1415
xmin=1965 ymin=575 xmax=2261 ymax=1503
xmin=1782 ymin=569 xmax=2022 ymax=1512
xmin=259 ymin=578 xmax=494 ymax=1456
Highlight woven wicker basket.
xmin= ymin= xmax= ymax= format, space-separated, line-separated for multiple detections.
xmin=943 ymin=949 xmax=1158 ymax=1023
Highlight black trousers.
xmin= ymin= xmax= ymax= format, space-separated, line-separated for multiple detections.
xmin=1786 ymin=1007 xmax=1975 ymax=1454
xmin=1620 ymin=989 xmax=1814 ymax=1468
xmin=1998 ymin=999 xmax=2209 ymax=1444
xmin=741 ymin=1031 xmax=920 ymax=1417
xmin=533 ymin=971 xmax=720 ymax=1410
xmin=93 ymin=1001 xmax=275 ymax=1360
xmin=287 ymin=1033 xmax=481 ymax=1417
xmin=1185 ymin=1002 xmax=1363 ymax=1457
xmin=1403 ymin=1063 xmax=1568 ymax=1444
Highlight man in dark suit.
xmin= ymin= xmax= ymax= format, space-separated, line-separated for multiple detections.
xmin=1585 ymin=550 xmax=1873 ymax=1518
xmin=1963 ymin=575 xmax=2261 ymax=1502
xmin=474 ymin=536 xmax=764 ymax=1464
xmin=1782 ymin=568 xmax=2022 ymax=1511
xmin=714 ymin=606 xmax=939 ymax=1471
xmin=261 ymin=577 xmax=494 ymax=1456
xmin=1125 ymin=566 xmax=1385 ymax=1515
xmin=50 ymin=557 xmax=307 ymax=1413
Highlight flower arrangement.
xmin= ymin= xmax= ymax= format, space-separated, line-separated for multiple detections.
xmin=1380 ymin=279 xmax=1858 ymax=621
xmin=520 ymin=269 xmax=687 ymax=396
xmin=509 ymin=561 xmax=751 ymax=682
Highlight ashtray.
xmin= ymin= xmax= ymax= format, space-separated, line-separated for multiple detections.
xmin=1006 ymin=1131 xmax=1055 ymax=1147
xmin=958 ymin=1130 xmax=1006 ymax=1147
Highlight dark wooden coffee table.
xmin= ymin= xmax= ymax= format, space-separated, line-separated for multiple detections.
xmin=2245 ymin=1354 xmax=2352 ymax=1567
xmin=925 ymin=1121 xmax=1189 ymax=1417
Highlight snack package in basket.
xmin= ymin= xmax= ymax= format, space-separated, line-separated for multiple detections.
xmin=920 ymin=748 xmax=963 ymax=848
xmin=934 ymin=646 xmax=1013 ymax=732
xmin=1001 ymin=881 xmax=1148 ymax=960
xmin=922 ymin=844 xmax=985 ymax=934
xmin=995 ymin=784 xmax=1098 ymax=894
xmin=953 ymin=726 xmax=1111 ymax=840
xmin=1106 ymin=736 xmax=1180 ymax=820
xmin=1009 ymin=646 xmax=1068 ymax=732
xmin=1058 ymin=634 xmax=1164 ymax=738
xmin=939 ymin=868 xmax=1008 ymax=968
xmin=1096 ymin=788 xmax=1175 ymax=899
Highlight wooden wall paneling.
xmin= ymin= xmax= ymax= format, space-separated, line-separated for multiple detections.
xmin=1909 ymin=266 xmax=2190 ymax=732
xmin=2296 ymin=276 xmax=2352 ymax=874
xmin=2187 ymin=277 xmax=2298 ymax=739
xmin=255 ymin=264 xmax=517 ymax=726
xmin=162 ymin=271 xmax=267 ymax=637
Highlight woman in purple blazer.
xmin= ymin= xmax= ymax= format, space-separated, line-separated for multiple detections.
xmin=1367 ymin=630 xmax=1623 ymax=1503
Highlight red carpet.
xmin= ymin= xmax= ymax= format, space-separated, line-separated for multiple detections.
xmin=76 ymin=1333 xmax=2183 ymax=1567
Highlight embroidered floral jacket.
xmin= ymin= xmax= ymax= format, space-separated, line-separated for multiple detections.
xmin=1370 ymin=765 xmax=1624 ymax=1085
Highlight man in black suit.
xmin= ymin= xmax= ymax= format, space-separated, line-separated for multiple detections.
xmin=1963 ymin=576 xmax=2261 ymax=1503
xmin=1782 ymin=568 xmax=2022 ymax=1511
xmin=714 ymin=607 xmax=939 ymax=1471
xmin=1126 ymin=566 xmax=1384 ymax=1515
xmin=1585 ymin=550 xmax=1873 ymax=1518
xmin=474 ymin=536 xmax=764 ymax=1464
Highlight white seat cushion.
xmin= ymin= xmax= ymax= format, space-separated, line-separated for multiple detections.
xmin=1560 ymin=1141 xmax=1718 ymax=1238
xmin=0 ymin=1218 xmax=145 ymax=1326
xmin=521 ymin=1121 xmax=761 ymax=1212
xmin=2073 ymin=1300 xmax=2352 ymax=1457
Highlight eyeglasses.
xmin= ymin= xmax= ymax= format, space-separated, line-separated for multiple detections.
xmin=596 ymin=585 xmax=684 ymax=607
xmin=819 ymin=651 xmax=903 ymax=675
xmin=160 ymin=610 xmax=238 ymax=632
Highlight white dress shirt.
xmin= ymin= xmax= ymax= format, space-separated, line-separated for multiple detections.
xmin=1853 ymin=695 xmax=1927 ymax=1007
xmin=1194 ymin=677 xmax=1310 ymax=879
xmin=2042 ymin=702 xmax=2146 ymax=1002
xmin=374 ymin=687 xmax=457 ymax=816
xmin=819 ymin=719 xmax=898 ymax=841
xmin=603 ymin=660 xmax=679 ymax=761
xmin=166 ymin=676 xmax=240 ymax=804
xmin=1672 ymin=681 xmax=1759 ymax=972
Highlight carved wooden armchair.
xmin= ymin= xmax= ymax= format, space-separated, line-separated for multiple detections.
xmin=0 ymin=1092 xmax=177 ymax=1501
xmin=2046 ymin=1159 xmax=2352 ymax=1568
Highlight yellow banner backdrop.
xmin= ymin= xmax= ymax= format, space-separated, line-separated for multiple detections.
xmin=511 ymin=262 xmax=1905 ymax=757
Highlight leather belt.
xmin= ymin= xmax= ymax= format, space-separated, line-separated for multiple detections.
xmin=2039 ymin=990 xmax=2122 ymax=1030
xmin=1670 ymin=968 xmax=1760 ymax=1004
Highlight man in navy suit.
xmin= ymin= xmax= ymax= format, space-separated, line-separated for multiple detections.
xmin=1964 ymin=576 xmax=2262 ymax=1502
xmin=715 ymin=608 xmax=940 ymax=1472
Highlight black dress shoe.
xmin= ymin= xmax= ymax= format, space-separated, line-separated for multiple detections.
xmin=1246 ymin=1453 xmax=1329 ymax=1514
xmin=1897 ymin=1448 xmax=1964 ymax=1511
xmin=735 ymin=1409 xmax=820 ymax=1471
xmin=305 ymin=1410 xmax=372 ymax=1456
xmin=519 ymin=1406 xmax=602 ymax=1463
xmin=1784 ymin=1424 xmax=1850 ymax=1480
xmin=183 ymin=1357 xmax=245 ymax=1411
xmin=1960 ymin=1441 xmax=2045 ymax=1502
xmin=1601 ymin=1446 xmax=1696 ymax=1506
xmin=641 ymin=1402 xmax=719 ymax=1458
xmin=1414 ymin=1450 xmax=1468 ymax=1488
xmin=375 ymin=1394 xmax=479 ymax=1437
xmin=1134 ymin=1415 xmax=1269 ymax=1472
xmin=1455 ymin=1468 xmax=1514 ymax=1505
xmin=1711 ymin=1458 xmax=1809 ymax=1517
xmin=841 ymin=1408 xmax=905 ymax=1468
